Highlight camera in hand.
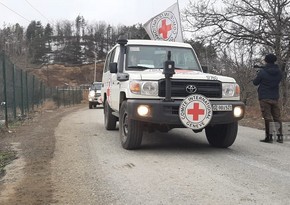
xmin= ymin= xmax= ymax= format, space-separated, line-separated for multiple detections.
xmin=253 ymin=64 xmax=263 ymax=68
xmin=253 ymin=64 xmax=263 ymax=73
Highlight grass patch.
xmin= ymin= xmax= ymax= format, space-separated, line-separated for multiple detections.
xmin=0 ymin=149 xmax=17 ymax=177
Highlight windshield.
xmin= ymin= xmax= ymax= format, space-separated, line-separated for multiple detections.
xmin=91 ymin=83 xmax=102 ymax=90
xmin=126 ymin=45 xmax=201 ymax=71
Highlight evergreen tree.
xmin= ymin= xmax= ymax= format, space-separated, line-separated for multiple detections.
xmin=44 ymin=23 xmax=53 ymax=52
xmin=26 ymin=21 xmax=46 ymax=63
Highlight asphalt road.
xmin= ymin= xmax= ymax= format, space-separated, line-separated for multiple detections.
xmin=51 ymin=107 xmax=290 ymax=205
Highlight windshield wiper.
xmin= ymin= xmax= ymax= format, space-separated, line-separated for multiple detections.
xmin=175 ymin=68 xmax=200 ymax=71
xmin=154 ymin=67 xmax=187 ymax=70
xmin=127 ymin=65 xmax=150 ymax=70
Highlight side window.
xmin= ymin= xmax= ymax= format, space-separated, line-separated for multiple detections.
xmin=104 ymin=47 xmax=119 ymax=72
xmin=104 ymin=52 xmax=112 ymax=73
xmin=113 ymin=46 xmax=120 ymax=63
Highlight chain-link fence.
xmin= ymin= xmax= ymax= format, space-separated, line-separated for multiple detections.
xmin=0 ymin=52 xmax=83 ymax=128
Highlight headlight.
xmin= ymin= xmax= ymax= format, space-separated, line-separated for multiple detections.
xmin=130 ymin=81 xmax=158 ymax=96
xmin=234 ymin=106 xmax=243 ymax=118
xmin=89 ymin=91 xmax=95 ymax=97
xmin=137 ymin=105 xmax=151 ymax=117
xmin=222 ymin=83 xmax=240 ymax=98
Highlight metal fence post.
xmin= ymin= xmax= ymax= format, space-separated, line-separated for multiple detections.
xmin=68 ymin=87 xmax=71 ymax=106
xmin=31 ymin=75 xmax=35 ymax=111
xmin=12 ymin=64 xmax=16 ymax=120
xmin=56 ymin=87 xmax=60 ymax=108
xmin=72 ymin=87 xmax=75 ymax=105
xmin=32 ymin=75 xmax=35 ymax=111
xmin=40 ymin=81 xmax=43 ymax=105
xmin=79 ymin=87 xmax=81 ymax=104
xmin=62 ymin=86 xmax=65 ymax=107
xmin=25 ymin=71 xmax=29 ymax=113
xmin=43 ymin=85 xmax=46 ymax=103
xmin=20 ymin=69 xmax=24 ymax=116
xmin=2 ymin=52 xmax=8 ymax=128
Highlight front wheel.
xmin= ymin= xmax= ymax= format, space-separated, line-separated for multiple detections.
xmin=205 ymin=122 xmax=238 ymax=148
xmin=104 ymin=100 xmax=117 ymax=130
xmin=119 ymin=101 xmax=143 ymax=150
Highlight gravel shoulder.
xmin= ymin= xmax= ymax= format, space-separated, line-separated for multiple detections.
xmin=0 ymin=105 xmax=84 ymax=205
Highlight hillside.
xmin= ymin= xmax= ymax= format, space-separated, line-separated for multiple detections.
xmin=26 ymin=62 xmax=104 ymax=87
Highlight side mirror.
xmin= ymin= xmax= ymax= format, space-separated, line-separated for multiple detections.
xmin=202 ymin=65 xmax=208 ymax=73
xmin=109 ymin=62 xmax=118 ymax=73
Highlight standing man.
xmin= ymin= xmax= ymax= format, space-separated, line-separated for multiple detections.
xmin=253 ymin=53 xmax=283 ymax=143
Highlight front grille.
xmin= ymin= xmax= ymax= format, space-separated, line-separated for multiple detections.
xmin=164 ymin=105 xmax=179 ymax=115
xmin=158 ymin=79 xmax=222 ymax=98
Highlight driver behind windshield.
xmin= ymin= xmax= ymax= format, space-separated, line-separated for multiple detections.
xmin=128 ymin=53 xmax=139 ymax=66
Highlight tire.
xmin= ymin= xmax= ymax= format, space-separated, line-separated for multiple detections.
xmin=104 ymin=100 xmax=117 ymax=130
xmin=89 ymin=102 xmax=93 ymax=109
xmin=119 ymin=101 xmax=143 ymax=150
xmin=205 ymin=122 xmax=238 ymax=148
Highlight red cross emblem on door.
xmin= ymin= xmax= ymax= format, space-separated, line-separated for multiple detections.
xmin=159 ymin=19 xmax=172 ymax=39
xmin=187 ymin=103 xmax=205 ymax=121
xmin=106 ymin=82 xmax=111 ymax=103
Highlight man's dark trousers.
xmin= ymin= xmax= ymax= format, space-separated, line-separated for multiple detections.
xmin=259 ymin=99 xmax=282 ymax=140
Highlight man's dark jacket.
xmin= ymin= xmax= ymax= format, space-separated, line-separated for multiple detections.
xmin=253 ymin=63 xmax=282 ymax=100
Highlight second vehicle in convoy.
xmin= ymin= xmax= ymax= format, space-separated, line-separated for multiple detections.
xmin=88 ymin=82 xmax=102 ymax=109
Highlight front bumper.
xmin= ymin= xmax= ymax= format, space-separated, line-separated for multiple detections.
xmin=126 ymin=99 xmax=245 ymax=125
xmin=89 ymin=95 xmax=102 ymax=105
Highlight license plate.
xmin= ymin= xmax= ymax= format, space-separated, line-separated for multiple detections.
xmin=212 ymin=105 xmax=232 ymax=111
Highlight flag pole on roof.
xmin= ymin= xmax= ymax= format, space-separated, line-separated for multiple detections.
xmin=143 ymin=1 xmax=184 ymax=42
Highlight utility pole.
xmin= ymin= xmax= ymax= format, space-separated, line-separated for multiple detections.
xmin=107 ymin=25 xmax=111 ymax=53
xmin=93 ymin=51 xmax=97 ymax=82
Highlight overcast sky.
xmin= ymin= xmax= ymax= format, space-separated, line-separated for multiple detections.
xmin=0 ymin=0 xmax=190 ymax=27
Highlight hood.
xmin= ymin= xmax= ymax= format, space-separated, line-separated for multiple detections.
xmin=264 ymin=64 xmax=280 ymax=75
xmin=127 ymin=69 xmax=236 ymax=82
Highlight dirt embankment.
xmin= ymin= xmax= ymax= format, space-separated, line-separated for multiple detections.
xmin=26 ymin=62 xmax=104 ymax=87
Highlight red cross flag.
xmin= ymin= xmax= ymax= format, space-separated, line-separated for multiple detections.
xmin=143 ymin=2 xmax=184 ymax=42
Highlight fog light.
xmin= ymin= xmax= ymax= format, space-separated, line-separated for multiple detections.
xmin=137 ymin=105 xmax=150 ymax=117
xmin=234 ymin=106 xmax=243 ymax=118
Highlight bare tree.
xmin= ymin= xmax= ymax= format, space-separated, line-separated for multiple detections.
xmin=228 ymin=41 xmax=259 ymax=105
xmin=183 ymin=0 xmax=290 ymax=106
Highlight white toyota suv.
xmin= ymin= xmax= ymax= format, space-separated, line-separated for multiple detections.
xmin=88 ymin=82 xmax=102 ymax=109
xmin=101 ymin=37 xmax=245 ymax=150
